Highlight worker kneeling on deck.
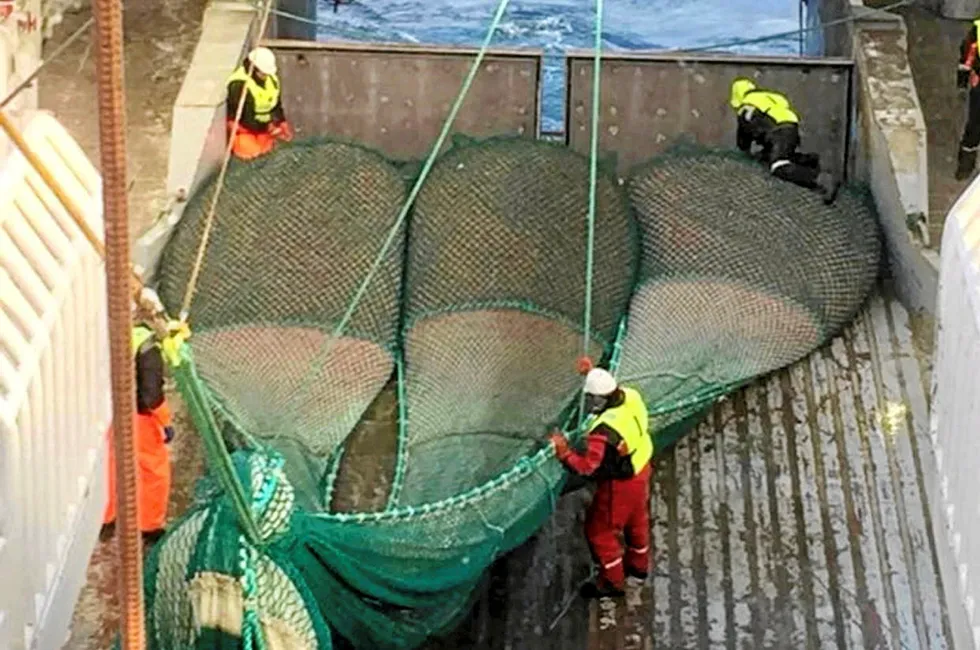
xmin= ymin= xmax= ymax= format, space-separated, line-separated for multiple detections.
xmin=225 ymin=47 xmax=294 ymax=161
xmin=549 ymin=359 xmax=653 ymax=599
xmin=101 ymin=289 xmax=189 ymax=544
xmin=729 ymin=77 xmax=840 ymax=204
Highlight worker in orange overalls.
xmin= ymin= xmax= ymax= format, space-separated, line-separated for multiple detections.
xmin=956 ymin=17 xmax=980 ymax=180
xmin=549 ymin=357 xmax=654 ymax=599
xmin=225 ymin=47 xmax=294 ymax=161
xmin=101 ymin=289 xmax=188 ymax=544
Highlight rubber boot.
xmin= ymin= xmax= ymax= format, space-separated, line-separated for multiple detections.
xmin=792 ymin=152 xmax=820 ymax=169
xmin=956 ymin=148 xmax=977 ymax=181
xmin=816 ymin=172 xmax=840 ymax=205
xmin=581 ymin=580 xmax=626 ymax=600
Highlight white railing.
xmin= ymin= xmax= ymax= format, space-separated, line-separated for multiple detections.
xmin=0 ymin=111 xmax=109 ymax=650
xmin=931 ymin=171 xmax=980 ymax=650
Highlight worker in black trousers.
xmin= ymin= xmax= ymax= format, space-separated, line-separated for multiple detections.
xmin=957 ymin=18 xmax=980 ymax=180
xmin=729 ymin=78 xmax=840 ymax=204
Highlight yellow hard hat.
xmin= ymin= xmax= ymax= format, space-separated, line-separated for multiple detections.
xmin=248 ymin=47 xmax=277 ymax=75
xmin=729 ymin=77 xmax=757 ymax=110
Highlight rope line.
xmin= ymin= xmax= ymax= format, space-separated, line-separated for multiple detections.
xmin=0 ymin=16 xmax=95 ymax=110
xmin=576 ymin=0 xmax=602 ymax=433
xmin=291 ymin=0 xmax=512 ymax=402
xmin=669 ymin=0 xmax=917 ymax=54
xmin=262 ymin=0 xmax=918 ymax=57
xmin=178 ymin=0 xmax=276 ymax=321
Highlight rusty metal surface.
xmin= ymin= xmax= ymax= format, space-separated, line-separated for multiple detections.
xmin=565 ymin=52 xmax=854 ymax=176
xmin=265 ymin=39 xmax=542 ymax=160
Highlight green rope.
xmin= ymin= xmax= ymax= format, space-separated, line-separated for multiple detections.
xmin=292 ymin=0 xmax=512 ymax=403
xmin=174 ymin=351 xmax=262 ymax=544
xmin=577 ymin=0 xmax=603 ymax=432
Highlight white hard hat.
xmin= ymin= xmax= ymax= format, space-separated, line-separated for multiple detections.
xmin=247 ymin=47 xmax=277 ymax=75
xmin=584 ymin=368 xmax=617 ymax=396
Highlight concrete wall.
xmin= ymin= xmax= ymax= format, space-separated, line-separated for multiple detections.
xmin=269 ymin=40 xmax=541 ymax=160
xmin=0 ymin=0 xmax=44 ymax=159
xmin=565 ymin=52 xmax=853 ymax=177
xmin=846 ymin=5 xmax=938 ymax=314
xmin=133 ymin=0 xmax=255 ymax=283
xmin=936 ymin=0 xmax=980 ymax=19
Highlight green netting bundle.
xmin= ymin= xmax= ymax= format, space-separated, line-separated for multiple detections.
xmin=149 ymin=136 xmax=638 ymax=650
xmin=145 ymin=137 xmax=881 ymax=650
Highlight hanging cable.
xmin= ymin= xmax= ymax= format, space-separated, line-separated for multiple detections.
xmin=178 ymin=0 xmax=277 ymax=321
xmin=291 ymin=0 xmax=513 ymax=402
xmin=670 ymin=0 xmax=917 ymax=54
xmin=577 ymin=0 xmax=603 ymax=433
xmin=0 ymin=16 xmax=94 ymax=110
xmin=262 ymin=0 xmax=918 ymax=57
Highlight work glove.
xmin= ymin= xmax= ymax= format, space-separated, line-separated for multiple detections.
xmin=549 ymin=431 xmax=571 ymax=461
xmin=136 ymin=286 xmax=164 ymax=316
xmin=959 ymin=64 xmax=971 ymax=90
xmin=576 ymin=355 xmax=594 ymax=376
xmin=161 ymin=320 xmax=191 ymax=368
xmin=272 ymin=121 xmax=294 ymax=142
xmin=163 ymin=426 xmax=175 ymax=444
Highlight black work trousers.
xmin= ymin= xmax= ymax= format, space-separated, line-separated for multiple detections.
xmin=960 ymin=85 xmax=980 ymax=150
xmin=764 ymin=124 xmax=821 ymax=190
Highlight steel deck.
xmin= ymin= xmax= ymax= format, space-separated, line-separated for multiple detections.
xmin=434 ymin=290 xmax=949 ymax=650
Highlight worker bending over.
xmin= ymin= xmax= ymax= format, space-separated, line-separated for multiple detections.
xmin=729 ymin=77 xmax=840 ymax=204
xmin=956 ymin=18 xmax=980 ymax=180
xmin=101 ymin=289 xmax=189 ymax=544
xmin=225 ymin=47 xmax=294 ymax=161
xmin=549 ymin=359 xmax=653 ymax=599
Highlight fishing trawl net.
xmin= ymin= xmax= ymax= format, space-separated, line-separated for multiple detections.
xmin=616 ymin=146 xmax=881 ymax=447
xmin=157 ymin=138 xmax=408 ymax=510
xmin=145 ymin=138 xmax=880 ymax=649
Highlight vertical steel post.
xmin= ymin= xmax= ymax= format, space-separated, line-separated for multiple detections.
xmin=93 ymin=0 xmax=146 ymax=645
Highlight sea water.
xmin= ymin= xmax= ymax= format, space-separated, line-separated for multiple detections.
xmin=312 ymin=0 xmax=804 ymax=132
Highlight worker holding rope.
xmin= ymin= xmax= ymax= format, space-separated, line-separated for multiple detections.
xmin=101 ymin=289 xmax=190 ymax=544
xmin=225 ymin=47 xmax=294 ymax=161
xmin=549 ymin=357 xmax=654 ymax=599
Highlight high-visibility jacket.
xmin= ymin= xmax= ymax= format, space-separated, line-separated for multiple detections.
xmin=132 ymin=324 xmax=166 ymax=414
xmin=737 ymin=89 xmax=799 ymax=125
xmin=587 ymin=386 xmax=653 ymax=478
xmin=132 ymin=324 xmax=154 ymax=355
xmin=226 ymin=65 xmax=281 ymax=124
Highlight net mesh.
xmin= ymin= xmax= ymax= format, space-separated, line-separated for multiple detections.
xmin=144 ymin=137 xmax=881 ymax=650
xmin=616 ymin=147 xmax=882 ymax=447
xmin=157 ymin=139 xmax=408 ymax=509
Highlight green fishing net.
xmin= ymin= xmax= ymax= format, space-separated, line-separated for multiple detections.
xmin=145 ymin=136 xmax=880 ymax=650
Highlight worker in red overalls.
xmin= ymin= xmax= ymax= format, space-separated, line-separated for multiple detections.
xmin=956 ymin=17 xmax=980 ymax=180
xmin=101 ymin=289 xmax=188 ymax=544
xmin=225 ymin=47 xmax=294 ymax=161
xmin=549 ymin=357 xmax=654 ymax=599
